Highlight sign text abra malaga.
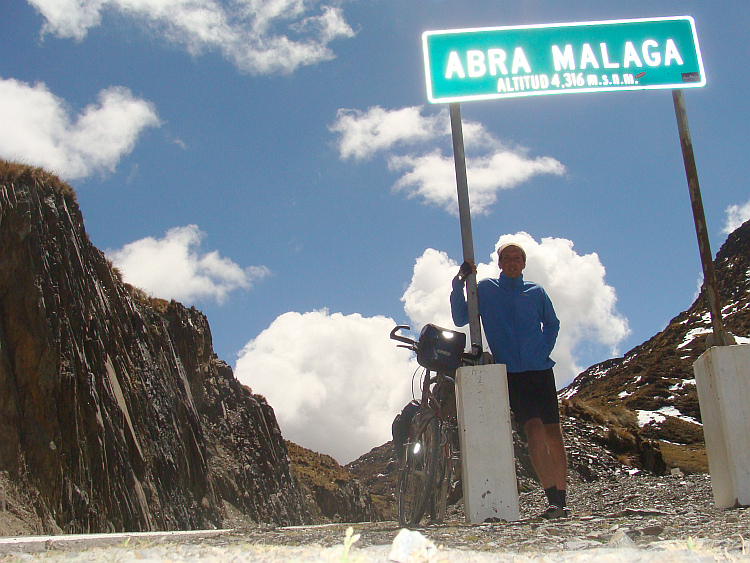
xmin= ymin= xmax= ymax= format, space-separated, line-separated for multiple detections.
xmin=422 ymin=16 xmax=705 ymax=103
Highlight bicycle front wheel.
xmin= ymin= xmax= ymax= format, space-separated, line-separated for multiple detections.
xmin=398 ymin=414 xmax=440 ymax=527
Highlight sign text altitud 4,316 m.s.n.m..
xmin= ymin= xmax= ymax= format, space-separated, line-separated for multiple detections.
xmin=422 ymin=16 xmax=705 ymax=104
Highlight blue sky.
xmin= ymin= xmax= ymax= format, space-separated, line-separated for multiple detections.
xmin=2 ymin=0 xmax=748 ymax=464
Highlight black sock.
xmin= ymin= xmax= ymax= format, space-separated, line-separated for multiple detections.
xmin=544 ymin=486 xmax=559 ymax=507
xmin=558 ymin=489 xmax=567 ymax=508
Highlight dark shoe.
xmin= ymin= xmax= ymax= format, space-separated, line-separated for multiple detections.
xmin=540 ymin=505 xmax=565 ymax=520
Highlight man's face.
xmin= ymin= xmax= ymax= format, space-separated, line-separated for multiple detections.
xmin=498 ymin=246 xmax=525 ymax=279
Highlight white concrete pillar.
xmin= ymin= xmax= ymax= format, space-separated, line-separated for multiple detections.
xmin=693 ymin=344 xmax=750 ymax=508
xmin=456 ymin=364 xmax=519 ymax=523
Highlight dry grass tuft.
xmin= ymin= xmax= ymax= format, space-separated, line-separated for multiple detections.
xmin=286 ymin=441 xmax=351 ymax=491
xmin=658 ymin=441 xmax=709 ymax=474
xmin=562 ymin=398 xmax=637 ymax=430
xmin=0 ymin=158 xmax=78 ymax=202
xmin=126 ymin=284 xmax=170 ymax=313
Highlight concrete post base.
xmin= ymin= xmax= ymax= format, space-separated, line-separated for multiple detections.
xmin=456 ymin=364 xmax=519 ymax=523
xmin=693 ymin=344 xmax=750 ymax=508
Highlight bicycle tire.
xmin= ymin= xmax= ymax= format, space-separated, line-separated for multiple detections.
xmin=431 ymin=438 xmax=451 ymax=524
xmin=398 ymin=414 xmax=440 ymax=527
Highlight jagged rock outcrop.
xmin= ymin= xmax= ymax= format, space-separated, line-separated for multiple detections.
xmin=286 ymin=442 xmax=380 ymax=523
xmin=0 ymin=161 xmax=317 ymax=532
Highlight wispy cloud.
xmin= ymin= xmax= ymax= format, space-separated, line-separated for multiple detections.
xmin=236 ymin=232 xmax=629 ymax=463
xmin=723 ymin=198 xmax=750 ymax=235
xmin=0 ymin=78 xmax=160 ymax=180
xmin=330 ymin=106 xmax=444 ymax=160
xmin=389 ymin=148 xmax=564 ymax=215
xmin=107 ymin=224 xmax=270 ymax=305
xmin=27 ymin=0 xmax=355 ymax=75
xmin=329 ymin=105 xmax=565 ymax=214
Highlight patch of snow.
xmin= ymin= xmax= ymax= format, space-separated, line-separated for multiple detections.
xmin=618 ymin=390 xmax=631 ymax=399
xmin=659 ymin=408 xmax=701 ymax=426
xmin=677 ymin=327 xmax=711 ymax=349
xmin=657 ymin=406 xmax=683 ymax=418
xmin=669 ymin=379 xmax=696 ymax=391
xmin=723 ymin=301 xmax=740 ymax=315
xmin=638 ymin=406 xmax=702 ymax=427
xmin=637 ymin=410 xmax=666 ymax=426
xmin=559 ymin=385 xmax=578 ymax=400
xmin=590 ymin=364 xmax=613 ymax=380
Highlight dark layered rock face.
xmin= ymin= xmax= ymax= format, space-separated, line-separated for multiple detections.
xmin=0 ymin=162 xmax=315 ymax=532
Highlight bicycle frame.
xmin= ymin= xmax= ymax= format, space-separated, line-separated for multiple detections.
xmin=391 ymin=324 xmax=480 ymax=528
xmin=398 ymin=368 xmax=456 ymax=526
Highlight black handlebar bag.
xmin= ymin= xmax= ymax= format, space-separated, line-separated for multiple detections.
xmin=416 ymin=324 xmax=466 ymax=372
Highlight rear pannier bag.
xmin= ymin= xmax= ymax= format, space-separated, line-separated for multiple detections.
xmin=392 ymin=400 xmax=420 ymax=460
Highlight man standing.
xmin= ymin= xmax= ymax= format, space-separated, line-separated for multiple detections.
xmin=450 ymin=242 xmax=568 ymax=519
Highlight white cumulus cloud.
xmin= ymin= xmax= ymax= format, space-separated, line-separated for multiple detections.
xmin=235 ymin=232 xmax=629 ymax=463
xmin=723 ymin=198 xmax=750 ymax=235
xmin=27 ymin=0 xmax=355 ymax=75
xmin=403 ymin=233 xmax=631 ymax=388
xmin=234 ymin=310 xmax=418 ymax=464
xmin=330 ymin=105 xmax=565 ymax=214
xmin=0 ymin=78 xmax=160 ymax=180
xmin=107 ymin=225 xmax=270 ymax=305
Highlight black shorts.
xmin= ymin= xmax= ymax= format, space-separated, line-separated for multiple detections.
xmin=507 ymin=368 xmax=559 ymax=427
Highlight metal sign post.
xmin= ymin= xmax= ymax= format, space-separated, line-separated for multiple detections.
xmin=449 ymin=102 xmax=483 ymax=352
xmin=672 ymin=89 xmax=734 ymax=346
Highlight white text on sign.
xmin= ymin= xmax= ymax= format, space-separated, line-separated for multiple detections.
xmin=444 ymin=39 xmax=686 ymax=81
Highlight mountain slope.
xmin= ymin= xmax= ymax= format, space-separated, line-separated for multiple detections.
xmin=561 ymin=219 xmax=750 ymax=469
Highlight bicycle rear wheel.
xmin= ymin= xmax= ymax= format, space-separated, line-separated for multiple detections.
xmin=398 ymin=414 xmax=439 ymax=527
xmin=430 ymin=441 xmax=451 ymax=524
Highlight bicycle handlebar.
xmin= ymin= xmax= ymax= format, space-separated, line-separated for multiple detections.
xmin=390 ymin=325 xmax=484 ymax=364
xmin=390 ymin=325 xmax=417 ymax=348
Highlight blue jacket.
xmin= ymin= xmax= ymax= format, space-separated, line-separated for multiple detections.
xmin=451 ymin=273 xmax=559 ymax=373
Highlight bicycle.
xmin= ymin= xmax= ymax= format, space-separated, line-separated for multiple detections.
xmin=390 ymin=324 xmax=480 ymax=527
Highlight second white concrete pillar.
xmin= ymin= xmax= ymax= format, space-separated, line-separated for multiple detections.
xmin=694 ymin=343 xmax=750 ymax=508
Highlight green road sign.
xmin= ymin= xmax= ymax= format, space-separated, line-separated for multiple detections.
xmin=423 ymin=16 xmax=705 ymax=103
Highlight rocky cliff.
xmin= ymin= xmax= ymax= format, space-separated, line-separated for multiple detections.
xmin=0 ymin=160 xmax=376 ymax=534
